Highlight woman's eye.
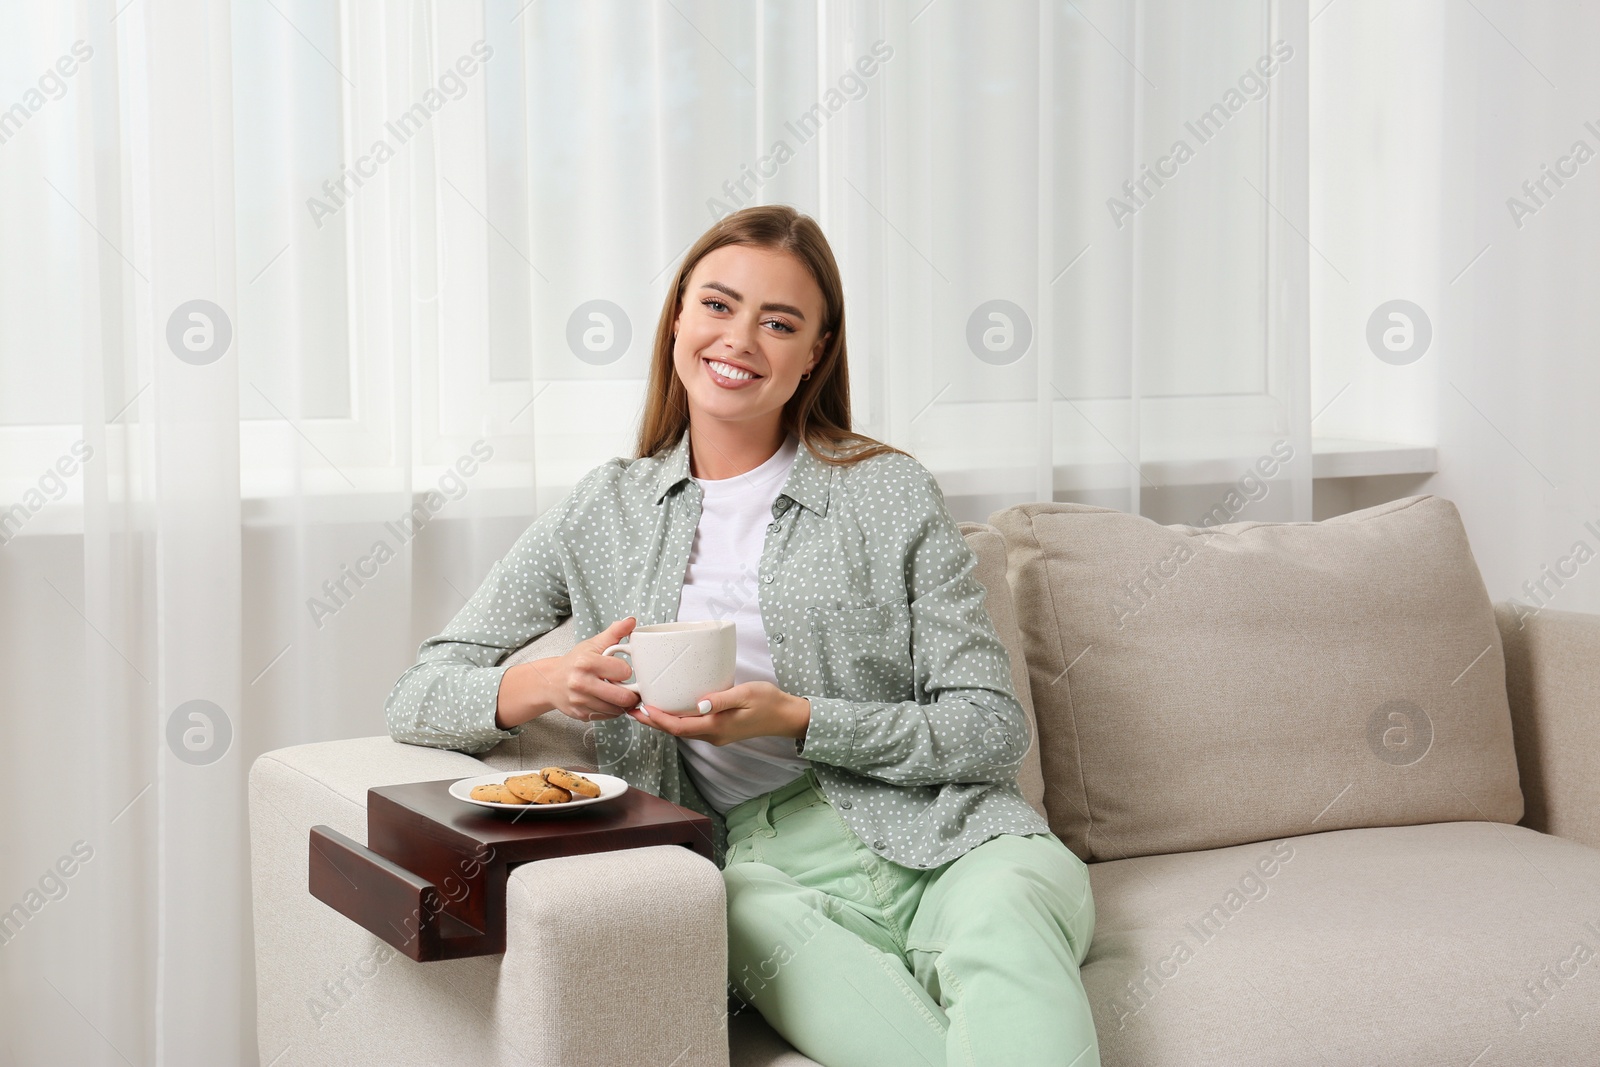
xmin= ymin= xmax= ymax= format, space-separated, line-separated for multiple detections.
xmin=703 ymin=298 xmax=729 ymax=313
xmin=765 ymin=319 xmax=795 ymax=334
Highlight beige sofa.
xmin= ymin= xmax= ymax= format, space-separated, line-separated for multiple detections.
xmin=251 ymin=494 xmax=1600 ymax=1065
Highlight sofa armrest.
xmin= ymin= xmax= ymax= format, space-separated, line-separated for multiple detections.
xmin=497 ymin=846 xmax=728 ymax=1063
xmin=250 ymin=737 xmax=729 ymax=1066
xmin=1495 ymin=602 xmax=1600 ymax=851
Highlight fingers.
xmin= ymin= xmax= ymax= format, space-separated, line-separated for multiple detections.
xmin=553 ymin=649 xmax=632 ymax=709
xmin=586 ymin=634 xmax=639 ymax=690
xmin=587 ymin=673 xmax=640 ymax=707
xmin=594 ymin=653 xmax=636 ymax=685
xmin=628 ymin=705 xmax=679 ymax=733
xmin=560 ymin=702 xmax=631 ymax=723
xmin=557 ymin=674 xmax=637 ymax=722
xmin=629 ymin=705 xmax=716 ymax=740
xmin=584 ymin=614 xmax=637 ymax=651
xmin=580 ymin=684 xmax=640 ymax=718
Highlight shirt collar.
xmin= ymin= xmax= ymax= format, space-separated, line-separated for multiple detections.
xmin=652 ymin=429 xmax=832 ymax=517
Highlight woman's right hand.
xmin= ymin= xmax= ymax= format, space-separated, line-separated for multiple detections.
xmin=496 ymin=616 xmax=642 ymax=729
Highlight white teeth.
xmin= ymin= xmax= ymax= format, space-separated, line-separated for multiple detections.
xmin=708 ymin=360 xmax=756 ymax=381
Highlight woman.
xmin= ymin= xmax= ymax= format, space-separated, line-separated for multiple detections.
xmin=385 ymin=204 xmax=1099 ymax=1066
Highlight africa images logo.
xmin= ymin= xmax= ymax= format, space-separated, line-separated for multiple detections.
xmin=1105 ymin=40 xmax=1294 ymax=229
xmin=304 ymin=40 xmax=493 ymax=228
xmin=305 ymin=441 xmax=494 ymax=628
xmin=705 ymin=40 xmax=893 ymax=220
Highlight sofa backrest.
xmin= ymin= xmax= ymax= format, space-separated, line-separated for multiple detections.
xmin=1495 ymin=602 xmax=1600 ymax=850
xmin=486 ymin=619 xmax=595 ymax=772
xmin=991 ymin=494 xmax=1525 ymax=862
xmin=958 ymin=522 xmax=1049 ymax=819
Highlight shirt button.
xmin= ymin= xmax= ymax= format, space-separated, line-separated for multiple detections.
xmin=873 ymin=840 xmax=886 ymax=850
xmin=771 ymin=632 xmax=784 ymax=643
xmin=763 ymin=574 xmax=774 ymax=584
xmin=767 ymin=522 xmax=779 ymax=532
xmin=839 ymin=800 xmax=851 ymax=809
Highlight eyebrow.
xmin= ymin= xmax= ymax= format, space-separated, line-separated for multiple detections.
xmin=697 ymin=281 xmax=808 ymax=322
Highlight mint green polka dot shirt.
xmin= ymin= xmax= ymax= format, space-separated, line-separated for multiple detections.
xmin=385 ymin=429 xmax=1049 ymax=869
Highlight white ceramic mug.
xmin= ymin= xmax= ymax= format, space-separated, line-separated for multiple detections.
xmin=601 ymin=620 xmax=736 ymax=715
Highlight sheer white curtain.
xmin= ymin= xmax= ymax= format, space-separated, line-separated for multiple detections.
xmin=0 ymin=1 xmax=1309 ymax=1061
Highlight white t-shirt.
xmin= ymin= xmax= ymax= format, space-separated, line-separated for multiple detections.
xmin=674 ymin=433 xmax=811 ymax=813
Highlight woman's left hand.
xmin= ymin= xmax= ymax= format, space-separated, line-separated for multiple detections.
xmin=626 ymin=681 xmax=810 ymax=745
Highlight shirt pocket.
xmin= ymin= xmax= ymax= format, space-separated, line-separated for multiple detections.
xmin=806 ymin=599 xmax=914 ymax=700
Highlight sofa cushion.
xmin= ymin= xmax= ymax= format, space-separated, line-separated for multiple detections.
xmin=1082 ymin=821 xmax=1600 ymax=1066
xmin=730 ymin=1009 xmax=825 ymax=1066
xmin=992 ymin=494 xmax=1523 ymax=861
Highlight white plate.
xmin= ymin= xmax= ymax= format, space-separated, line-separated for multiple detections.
xmin=449 ymin=770 xmax=628 ymax=813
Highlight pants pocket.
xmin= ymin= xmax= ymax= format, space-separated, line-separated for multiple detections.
xmin=724 ymin=835 xmax=764 ymax=869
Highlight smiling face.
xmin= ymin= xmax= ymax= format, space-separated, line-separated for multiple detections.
xmin=671 ymin=243 xmax=832 ymax=438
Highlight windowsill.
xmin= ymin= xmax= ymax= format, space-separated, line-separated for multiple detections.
xmin=0 ymin=439 xmax=1439 ymax=539
xmin=925 ymin=437 xmax=1439 ymax=497
xmin=1303 ymin=437 xmax=1438 ymax=480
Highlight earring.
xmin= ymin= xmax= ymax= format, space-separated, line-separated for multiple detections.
xmin=801 ymin=371 xmax=811 ymax=380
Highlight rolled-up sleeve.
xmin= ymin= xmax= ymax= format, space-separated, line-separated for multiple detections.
xmin=796 ymin=464 xmax=1031 ymax=786
xmin=383 ymin=477 xmax=581 ymax=754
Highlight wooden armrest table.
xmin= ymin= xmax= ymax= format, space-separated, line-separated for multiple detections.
xmin=308 ymin=778 xmax=715 ymax=961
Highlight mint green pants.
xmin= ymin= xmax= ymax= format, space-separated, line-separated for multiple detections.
xmin=721 ymin=768 xmax=1099 ymax=1067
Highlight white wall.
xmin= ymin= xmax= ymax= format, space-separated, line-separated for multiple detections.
xmin=1311 ymin=0 xmax=1600 ymax=618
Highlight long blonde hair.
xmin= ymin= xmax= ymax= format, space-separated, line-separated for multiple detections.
xmin=633 ymin=204 xmax=909 ymax=467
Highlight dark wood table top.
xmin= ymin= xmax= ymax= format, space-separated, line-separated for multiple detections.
xmin=309 ymin=775 xmax=715 ymax=961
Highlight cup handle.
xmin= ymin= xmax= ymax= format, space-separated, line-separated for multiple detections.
xmin=600 ymin=644 xmax=639 ymax=693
